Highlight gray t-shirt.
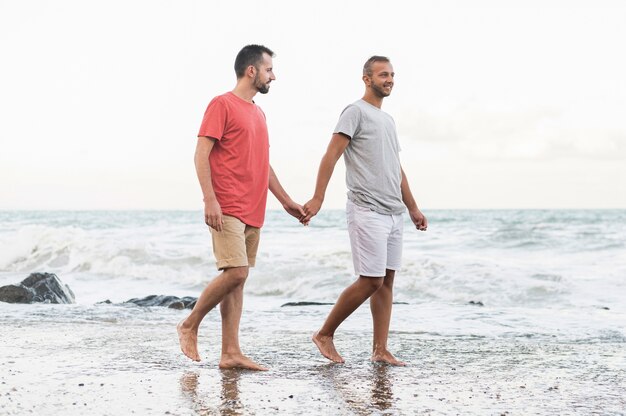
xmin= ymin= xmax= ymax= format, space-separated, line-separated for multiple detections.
xmin=334 ymin=99 xmax=405 ymax=215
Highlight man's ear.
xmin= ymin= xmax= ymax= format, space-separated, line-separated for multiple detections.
xmin=246 ymin=65 xmax=256 ymax=78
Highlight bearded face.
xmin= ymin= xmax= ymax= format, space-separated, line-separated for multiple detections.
xmin=365 ymin=61 xmax=394 ymax=98
xmin=251 ymin=53 xmax=275 ymax=95
xmin=370 ymin=78 xmax=393 ymax=97
xmin=254 ymin=70 xmax=271 ymax=94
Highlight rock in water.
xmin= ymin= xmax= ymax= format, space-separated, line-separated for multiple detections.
xmin=281 ymin=301 xmax=335 ymax=307
xmin=123 ymin=295 xmax=197 ymax=309
xmin=0 ymin=284 xmax=34 ymax=303
xmin=0 ymin=273 xmax=75 ymax=304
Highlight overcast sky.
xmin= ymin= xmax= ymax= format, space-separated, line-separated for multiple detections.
xmin=1 ymin=0 xmax=625 ymax=210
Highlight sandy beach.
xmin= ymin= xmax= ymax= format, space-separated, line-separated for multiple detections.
xmin=2 ymin=301 xmax=625 ymax=415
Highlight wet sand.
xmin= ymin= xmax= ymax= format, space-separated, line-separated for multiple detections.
xmin=1 ymin=303 xmax=625 ymax=415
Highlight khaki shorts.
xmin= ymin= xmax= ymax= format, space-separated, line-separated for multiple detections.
xmin=210 ymin=215 xmax=260 ymax=270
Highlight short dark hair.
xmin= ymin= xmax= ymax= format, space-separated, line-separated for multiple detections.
xmin=363 ymin=55 xmax=391 ymax=76
xmin=234 ymin=44 xmax=275 ymax=78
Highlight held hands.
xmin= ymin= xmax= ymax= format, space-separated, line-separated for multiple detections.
xmin=409 ymin=208 xmax=428 ymax=231
xmin=302 ymin=197 xmax=322 ymax=224
xmin=283 ymin=199 xmax=309 ymax=226
xmin=204 ymin=198 xmax=223 ymax=231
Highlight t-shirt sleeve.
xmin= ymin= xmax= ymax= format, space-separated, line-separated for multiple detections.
xmin=197 ymin=96 xmax=227 ymax=140
xmin=333 ymin=105 xmax=361 ymax=139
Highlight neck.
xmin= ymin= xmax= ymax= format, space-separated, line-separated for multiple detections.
xmin=362 ymin=91 xmax=384 ymax=108
xmin=231 ymin=82 xmax=257 ymax=103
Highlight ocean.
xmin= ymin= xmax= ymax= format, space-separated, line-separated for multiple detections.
xmin=1 ymin=209 xmax=625 ymax=414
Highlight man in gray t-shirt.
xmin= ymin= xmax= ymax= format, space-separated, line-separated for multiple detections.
xmin=338 ymin=98 xmax=404 ymax=215
xmin=304 ymin=56 xmax=428 ymax=366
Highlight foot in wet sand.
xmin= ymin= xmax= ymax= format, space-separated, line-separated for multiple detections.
xmin=372 ymin=350 xmax=406 ymax=366
xmin=312 ymin=331 xmax=345 ymax=363
xmin=177 ymin=321 xmax=201 ymax=362
xmin=219 ymin=353 xmax=268 ymax=371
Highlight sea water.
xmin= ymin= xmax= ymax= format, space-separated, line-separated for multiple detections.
xmin=1 ymin=210 xmax=625 ymax=414
xmin=0 ymin=210 xmax=626 ymax=340
xmin=1 ymin=209 xmax=625 ymax=340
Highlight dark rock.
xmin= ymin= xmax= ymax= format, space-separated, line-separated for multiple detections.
xmin=468 ymin=300 xmax=484 ymax=307
xmin=0 ymin=273 xmax=75 ymax=304
xmin=281 ymin=301 xmax=335 ymax=307
xmin=123 ymin=295 xmax=197 ymax=309
xmin=22 ymin=273 xmax=75 ymax=303
xmin=180 ymin=297 xmax=197 ymax=308
xmin=0 ymin=285 xmax=34 ymax=303
xmin=167 ymin=301 xmax=185 ymax=310
xmin=97 ymin=300 xmax=112 ymax=304
xmin=281 ymin=301 xmax=409 ymax=307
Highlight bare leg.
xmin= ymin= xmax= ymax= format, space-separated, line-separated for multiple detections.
xmin=218 ymin=282 xmax=267 ymax=371
xmin=177 ymin=267 xmax=248 ymax=362
xmin=370 ymin=269 xmax=405 ymax=366
xmin=313 ymin=276 xmax=384 ymax=363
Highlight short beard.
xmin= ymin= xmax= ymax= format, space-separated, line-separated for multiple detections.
xmin=254 ymin=74 xmax=270 ymax=94
xmin=371 ymin=82 xmax=391 ymax=98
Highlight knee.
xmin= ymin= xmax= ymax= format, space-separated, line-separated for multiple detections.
xmin=383 ymin=272 xmax=395 ymax=288
xmin=224 ymin=267 xmax=248 ymax=286
xmin=361 ymin=277 xmax=384 ymax=293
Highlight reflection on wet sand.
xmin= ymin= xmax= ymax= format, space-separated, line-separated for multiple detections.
xmin=371 ymin=364 xmax=394 ymax=413
xmin=314 ymin=363 xmax=396 ymax=415
xmin=179 ymin=369 xmax=243 ymax=415
xmin=219 ymin=369 xmax=243 ymax=415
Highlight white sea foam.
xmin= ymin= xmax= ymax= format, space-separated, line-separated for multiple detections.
xmin=1 ymin=210 xmax=625 ymax=314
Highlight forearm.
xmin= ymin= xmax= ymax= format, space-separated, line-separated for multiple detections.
xmin=194 ymin=139 xmax=217 ymax=203
xmin=312 ymin=153 xmax=338 ymax=202
xmin=400 ymin=169 xmax=418 ymax=211
xmin=269 ymin=166 xmax=293 ymax=206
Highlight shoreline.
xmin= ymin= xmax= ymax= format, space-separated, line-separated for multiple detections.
xmin=2 ymin=303 xmax=625 ymax=415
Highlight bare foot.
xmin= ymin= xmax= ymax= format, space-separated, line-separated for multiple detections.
xmin=312 ymin=331 xmax=344 ymax=363
xmin=371 ymin=350 xmax=406 ymax=366
xmin=219 ymin=353 xmax=268 ymax=371
xmin=177 ymin=320 xmax=201 ymax=362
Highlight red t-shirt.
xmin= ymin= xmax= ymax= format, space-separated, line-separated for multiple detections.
xmin=197 ymin=92 xmax=270 ymax=228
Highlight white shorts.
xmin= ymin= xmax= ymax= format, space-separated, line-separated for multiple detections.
xmin=346 ymin=200 xmax=404 ymax=277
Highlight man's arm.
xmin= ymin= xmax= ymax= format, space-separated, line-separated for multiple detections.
xmin=195 ymin=136 xmax=223 ymax=231
xmin=400 ymin=167 xmax=428 ymax=231
xmin=303 ymin=133 xmax=351 ymax=222
xmin=269 ymin=165 xmax=306 ymax=223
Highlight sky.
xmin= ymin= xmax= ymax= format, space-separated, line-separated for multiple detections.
xmin=1 ymin=0 xmax=625 ymax=210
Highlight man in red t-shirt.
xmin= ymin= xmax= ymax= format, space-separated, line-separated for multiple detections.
xmin=177 ymin=45 xmax=305 ymax=370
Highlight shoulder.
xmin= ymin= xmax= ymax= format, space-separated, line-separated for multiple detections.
xmin=339 ymin=101 xmax=364 ymax=118
xmin=208 ymin=93 xmax=232 ymax=107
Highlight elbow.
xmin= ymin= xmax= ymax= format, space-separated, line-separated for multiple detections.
xmin=193 ymin=151 xmax=202 ymax=168
xmin=194 ymin=146 xmax=209 ymax=165
xmin=324 ymin=151 xmax=342 ymax=166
